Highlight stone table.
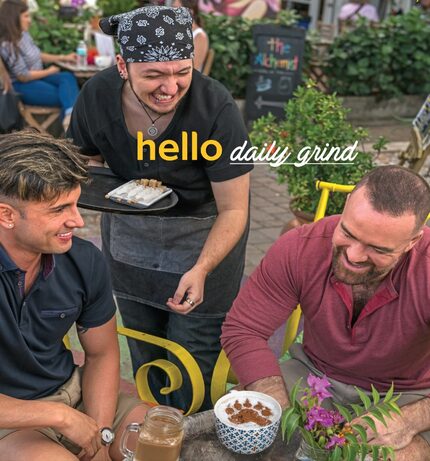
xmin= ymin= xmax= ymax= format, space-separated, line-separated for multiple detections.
xmin=180 ymin=410 xmax=300 ymax=460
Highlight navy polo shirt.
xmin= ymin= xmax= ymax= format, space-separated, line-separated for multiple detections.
xmin=0 ymin=237 xmax=116 ymax=399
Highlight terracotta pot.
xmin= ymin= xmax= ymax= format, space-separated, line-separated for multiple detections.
xmin=280 ymin=203 xmax=314 ymax=235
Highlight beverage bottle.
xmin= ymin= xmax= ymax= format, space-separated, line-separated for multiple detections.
xmin=76 ymin=40 xmax=87 ymax=68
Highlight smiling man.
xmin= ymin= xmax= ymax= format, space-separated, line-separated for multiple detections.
xmin=222 ymin=166 xmax=430 ymax=461
xmin=67 ymin=6 xmax=252 ymax=411
xmin=0 ymin=131 xmax=148 ymax=461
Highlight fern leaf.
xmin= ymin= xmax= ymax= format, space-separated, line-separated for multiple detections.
xmin=355 ymin=387 xmax=372 ymax=410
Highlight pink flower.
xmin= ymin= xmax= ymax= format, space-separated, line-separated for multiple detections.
xmin=326 ymin=434 xmax=346 ymax=449
xmin=331 ymin=410 xmax=345 ymax=425
xmin=305 ymin=406 xmax=335 ymax=430
xmin=307 ymin=374 xmax=332 ymax=402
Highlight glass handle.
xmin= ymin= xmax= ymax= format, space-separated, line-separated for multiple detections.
xmin=120 ymin=423 xmax=141 ymax=459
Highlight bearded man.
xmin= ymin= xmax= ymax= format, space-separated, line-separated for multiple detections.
xmin=222 ymin=165 xmax=430 ymax=461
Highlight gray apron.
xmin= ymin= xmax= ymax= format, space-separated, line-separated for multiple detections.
xmin=101 ymin=201 xmax=249 ymax=318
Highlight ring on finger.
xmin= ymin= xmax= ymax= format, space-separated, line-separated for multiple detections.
xmin=185 ymin=297 xmax=196 ymax=307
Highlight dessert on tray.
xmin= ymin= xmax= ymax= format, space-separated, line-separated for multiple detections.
xmin=105 ymin=178 xmax=172 ymax=208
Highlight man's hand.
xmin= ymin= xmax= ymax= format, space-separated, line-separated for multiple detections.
xmin=353 ymin=411 xmax=415 ymax=450
xmin=166 ymin=265 xmax=207 ymax=314
xmin=246 ymin=376 xmax=290 ymax=410
xmin=52 ymin=406 xmax=102 ymax=459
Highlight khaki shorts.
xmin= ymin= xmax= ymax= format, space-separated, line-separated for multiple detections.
xmin=281 ymin=344 xmax=430 ymax=445
xmin=0 ymin=367 xmax=142 ymax=454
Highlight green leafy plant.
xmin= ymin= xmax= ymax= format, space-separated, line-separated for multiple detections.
xmin=326 ymin=9 xmax=430 ymax=97
xmin=203 ymin=14 xmax=255 ymax=99
xmin=30 ymin=0 xmax=89 ymax=54
xmin=249 ymin=81 xmax=375 ymax=216
xmin=96 ymin=0 xmax=138 ymax=16
xmin=282 ymin=374 xmax=401 ymax=461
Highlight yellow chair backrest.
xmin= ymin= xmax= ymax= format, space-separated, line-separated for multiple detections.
xmin=117 ymin=326 xmax=205 ymax=416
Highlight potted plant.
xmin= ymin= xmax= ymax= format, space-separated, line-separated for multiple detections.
xmin=249 ymin=81 xmax=381 ymax=223
xmin=282 ymin=373 xmax=400 ymax=461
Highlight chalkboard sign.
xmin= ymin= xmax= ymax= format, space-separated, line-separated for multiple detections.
xmin=245 ymin=25 xmax=306 ymax=124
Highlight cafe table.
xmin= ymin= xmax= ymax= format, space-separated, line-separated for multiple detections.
xmin=179 ymin=410 xmax=300 ymax=461
xmin=55 ymin=61 xmax=101 ymax=80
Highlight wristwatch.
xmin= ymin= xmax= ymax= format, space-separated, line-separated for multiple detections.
xmin=100 ymin=427 xmax=115 ymax=446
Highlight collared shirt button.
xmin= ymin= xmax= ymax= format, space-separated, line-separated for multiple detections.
xmin=143 ymin=162 xmax=149 ymax=167
xmin=60 ymin=313 xmax=66 ymax=319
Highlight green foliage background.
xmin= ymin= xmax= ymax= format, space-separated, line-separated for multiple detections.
xmin=326 ymin=9 xmax=430 ymax=97
xmin=250 ymin=82 xmax=375 ymax=215
xmin=203 ymin=10 xmax=300 ymax=99
xmin=30 ymin=0 xmax=85 ymax=54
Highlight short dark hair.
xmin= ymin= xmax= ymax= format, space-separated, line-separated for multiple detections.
xmin=0 ymin=130 xmax=89 ymax=203
xmin=352 ymin=165 xmax=430 ymax=230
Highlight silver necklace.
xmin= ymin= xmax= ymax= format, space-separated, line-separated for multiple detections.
xmin=129 ymin=82 xmax=164 ymax=137
xmin=140 ymin=102 xmax=164 ymax=137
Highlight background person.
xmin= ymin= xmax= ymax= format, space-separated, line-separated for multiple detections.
xmin=68 ymin=6 xmax=252 ymax=412
xmin=222 ymin=166 xmax=430 ymax=461
xmin=0 ymin=0 xmax=80 ymax=130
xmin=0 ymin=130 xmax=149 ymax=461
xmin=173 ymin=0 xmax=209 ymax=72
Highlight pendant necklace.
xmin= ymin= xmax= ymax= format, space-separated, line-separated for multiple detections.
xmin=129 ymin=82 xmax=164 ymax=137
xmin=140 ymin=102 xmax=164 ymax=137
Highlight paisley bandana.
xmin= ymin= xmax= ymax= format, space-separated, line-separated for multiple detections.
xmin=99 ymin=6 xmax=194 ymax=63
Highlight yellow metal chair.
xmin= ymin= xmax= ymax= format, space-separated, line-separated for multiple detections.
xmin=210 ymin=180 xmax=355 ymax=405
xmin=117 ymin=326 xmax=205 ymax=416
xmin=64 ymin=325 xmax=205 ymax=416
xmin=65 ymin=182 xmax=355 ymax=414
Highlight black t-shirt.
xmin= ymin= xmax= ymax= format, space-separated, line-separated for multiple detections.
xmin=0 ymin=238 xmax=116 ymax=399
xmin=68 ymin=68 xmax=253 ymax=210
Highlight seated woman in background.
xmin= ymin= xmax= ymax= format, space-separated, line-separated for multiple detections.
xmin=0 ymin=0 xmax=80 ymax=130
xmin=173 ymin=0 xmax=209 ymax=72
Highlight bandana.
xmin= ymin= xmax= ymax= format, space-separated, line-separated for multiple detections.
xmin=99 ymin=6 xmax=194 ymax=63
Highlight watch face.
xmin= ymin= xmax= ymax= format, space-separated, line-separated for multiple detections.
xmin=101 ymin=428 xmax=115 ymax=445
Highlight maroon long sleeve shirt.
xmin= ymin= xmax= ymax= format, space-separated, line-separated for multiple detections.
xmin=221 ymin=216 xmax=430 ymax=391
